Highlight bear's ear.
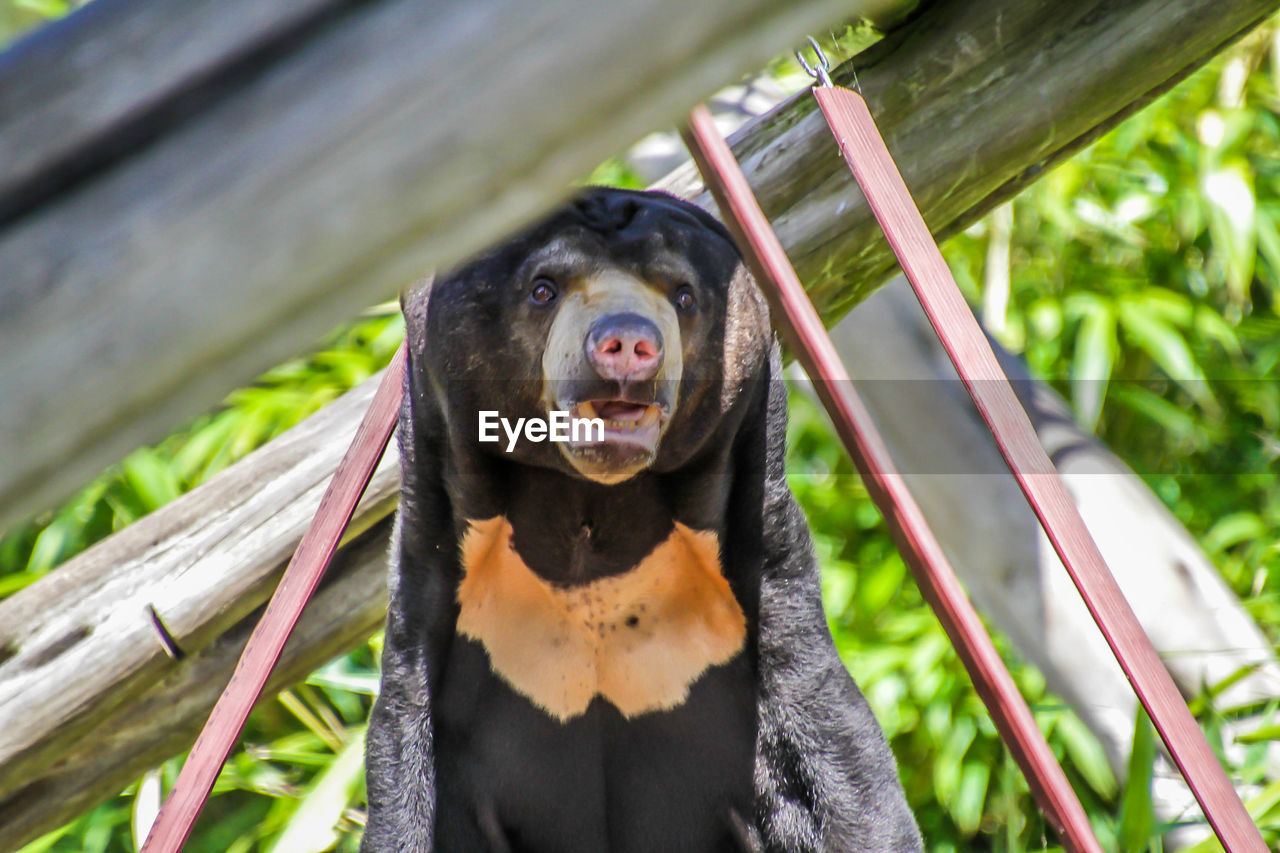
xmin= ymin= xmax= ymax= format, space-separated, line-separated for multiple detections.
xmin=721 ymin=263 xmax=771 ymax=411
xmin=400 ymin=276 xmax=435 ymax=360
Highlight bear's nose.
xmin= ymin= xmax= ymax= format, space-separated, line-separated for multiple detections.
xmin=585 ymin=313 xmax=664 ymax=382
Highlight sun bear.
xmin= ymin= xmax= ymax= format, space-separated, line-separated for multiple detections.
xmin=363 ymin=187 xmax=921 ymax=852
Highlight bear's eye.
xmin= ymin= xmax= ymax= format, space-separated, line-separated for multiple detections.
xmin=673 ymin=285 xmax=697 ymax=313
xmin=530 ymin=277 xmax=558 ymax=305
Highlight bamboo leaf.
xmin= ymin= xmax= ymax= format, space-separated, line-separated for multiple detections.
xmin=935 ymin=716 xmax=978 ymax=803
xmin=1203 ymin=512 xmax=1266 ymax=553
xmin=1071 ymin=302 xmax=1116 ymax=431
xmin=1054 ymin=712 xmax=1118 ymax=799
xmin=14 ymin=0 xmax=69 ymax=16
xmin=26 ymin=517 xmax=76 ymax=574
xmin=1193 ymin=306 xmax=1243 ymax=358
xmin=1233 ymin=722 xmax=1280 ymax=745
xmin=13 ymin=825 xmax=73 ymax=853
xmin=1117 ymin=709 xmax=1157 ymax=853
xmin=1201 ymin=162 xmax=1257 ymax=308
xmin=267 ymin=726 xmax=367 ymax=853
xmin=1252 ymin=204 xmax=1280 ymax=286
xmin=1118 ymin=300 xmax=1217 ymax=411
xmin=1110 ymin=384 xmax=1204 ymax=444
xmin=950 ymin=761 xmax=990 ymax=835
xmin=120 ymin=448 xmax=181 ymax=514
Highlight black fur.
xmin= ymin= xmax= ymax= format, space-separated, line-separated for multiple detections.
xmin=363 ymin=188 xmax=921 ymax=852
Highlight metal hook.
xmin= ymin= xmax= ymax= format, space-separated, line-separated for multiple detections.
xmin=795 ymin=36 xmax=833 ymax=88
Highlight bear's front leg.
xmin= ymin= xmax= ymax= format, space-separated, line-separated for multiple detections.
xmin=362 ymin=480 xmax=459 ymax=850
xmin=363 ymin=632 xmax=437 ymax=851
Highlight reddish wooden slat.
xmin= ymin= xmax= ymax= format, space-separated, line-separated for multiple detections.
xmin=681 ymin=105 xmax=1103 ymax=853
xmin=141 ymin=342 xmax=407 ymax=852
xmin=810 ymin=84 xmax=1264 ymax=851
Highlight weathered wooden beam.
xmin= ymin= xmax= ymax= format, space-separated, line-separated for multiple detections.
xmin=0 ymin=515 xmax=394 ymax=849
xmin=2 ymin=0 xmax=1277 ymax=847
xmin=0 ymin=0 xmax=342 ymax=217
xmin=0 ymin=374 xmax=400 ymax=833
xmin=0 ymin=0 xmax=853 ymax=528
xmin=660 ymin=0 xmax=1280 ymax=318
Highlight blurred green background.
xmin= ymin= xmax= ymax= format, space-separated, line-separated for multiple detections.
xmin=2 ymin=6 xmax=1279 ymax=853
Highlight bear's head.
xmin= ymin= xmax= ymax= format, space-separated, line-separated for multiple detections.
xmin=411 ymin=187 xmax=770 ymax=485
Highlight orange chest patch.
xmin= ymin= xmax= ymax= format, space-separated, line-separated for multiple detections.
xmin=456 ymin=517 xmax=747 ymax=722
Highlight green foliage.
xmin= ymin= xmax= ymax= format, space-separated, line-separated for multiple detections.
xmin=1116 ymin=711 xmax=1158 ymax=853
xmin=5 ymin=6 xmax=1280 ymax=851
xmin=788 ymin=390 xmax=1127 ymax=852
xmin=945 ymin=30 xmax=1280 ymax=628
xmin=0 ymin=0 xmax=66 ymax=45
xmin=815 ymin=28 xmax=1279 ymax=851
xmin=581 ymin=158 xmax=647 ymax=190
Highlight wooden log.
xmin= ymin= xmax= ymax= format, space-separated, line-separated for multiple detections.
xmin=0 ymin=0 xmax=345 ymax=216
xmin=0 ymin=0 xmax=853 ymax=528
xmin=3 ymin=0 xmax=1278 ymax=846
xmin=0 ymin=516 xmax=393 ymax=849
xmin=659 ymin=0 xmax=1280 ymax=317
xmin=0 ymin=375 xmax=400 ymax=828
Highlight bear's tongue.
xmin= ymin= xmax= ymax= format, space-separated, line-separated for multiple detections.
xmin=595 ymin=400 xmax=648 ymax=422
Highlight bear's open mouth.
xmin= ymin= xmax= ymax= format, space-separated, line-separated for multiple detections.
xmin=570 ymin=400 xmax=662 ymax=449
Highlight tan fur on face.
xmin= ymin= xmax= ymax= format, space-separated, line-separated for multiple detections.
xmin=456 ymin=517 xmax=746 ymax=721
xmin=541 ymin=270 xmax=683 ymax=483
